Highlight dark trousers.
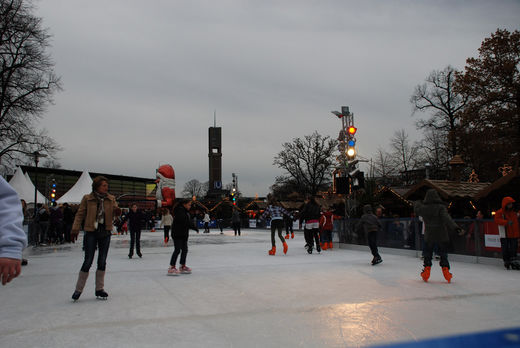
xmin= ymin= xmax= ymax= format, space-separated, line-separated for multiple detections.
xmin=39 ymin=222 xmax=49 ymax=244
xmin=285 ymin=221 xmax=293 ymax=234
xmin=47 ymin=222 xmax=63 ymax=243
xmin=321 ymin=229 xmax=332 ymax=243
xmin=64 ymin=222 xmax=72 ymax=243
xmin=170 ymin=238 xmax=188 ymax=266
xmin=501 ymin=238 xmax=518 ymax=264
xmin=423 ymin=241 xmax=449 ymax=268
xmin=129 ymin=228 xmax=141 ymax=255
xmin=304 ymin=228 xmax=321 ymax=251
xmin=368 ymin=230 xmax=380 ymax=258
xmin=81 ymin=228 xmax=111 ymax=272
xmin=163 ymin=226 xmax=171 ymax=240
xmin=233 ymin=222 xmax=241 ymax=236
xmin=270 ymin=219 xmax=285 ymax=246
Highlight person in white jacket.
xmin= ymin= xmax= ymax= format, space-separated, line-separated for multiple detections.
xmin=0 ymin=176 xmax=28 ymax=285
xmin=160 ymin=209 xmax=173 ymax=244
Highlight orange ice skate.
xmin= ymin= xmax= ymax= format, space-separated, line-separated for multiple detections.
xmin=442 ymin=267 xmax=452 ymax=283
xmin=421 ymin=266 xmax=431 ymax=282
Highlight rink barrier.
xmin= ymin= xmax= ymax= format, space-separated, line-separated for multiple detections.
xmin=335 ymin=217 xmax=511 ymax=264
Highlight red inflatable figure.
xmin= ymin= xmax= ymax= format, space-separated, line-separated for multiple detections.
xmin=156 ymin=164 xmax=176 ymax=208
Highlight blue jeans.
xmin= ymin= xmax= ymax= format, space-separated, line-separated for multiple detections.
xmin=81 ymin=227 xmax=111 ymax=272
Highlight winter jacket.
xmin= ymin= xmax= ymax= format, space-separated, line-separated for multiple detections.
xmin=160 ymin=213 xmax=173 ymax=227
xmin=49 ymin=206 xmax=63 ymax=225
xmin=232 ymin=210 xmax=241 ymax=223
xmin=63 ymin=206 xmax=74 ymax=224
xmin=355 ymin=205 xmax=381 ymax=234
xmin=414 ymin=189 xmax=459 ymax=243
xmin=0 ymin=176 xmax=27 ymax=260
xmin=299 ymin=202 xmax=321 ymax=223
xmin=172 ymin=204 xmax=198 ymax=239
xmin=262 ymin=205 xmax=291 ymax=221
xmin=320 ymin=211 xmax=334 ymax=230
xmin=494 ymin=197 xmax=519 ymax=238
xmin=72 ymin=192 xmax=119 ymax=233
xmin=125 ymin=210 xmax=144 ymax=231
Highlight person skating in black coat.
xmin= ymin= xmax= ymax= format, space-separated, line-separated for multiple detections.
xmin=356 ymin=204 xmax=383 ymax=265
xmin=126 ymin=204 xmax=145 ymax=258
xmin=167 ymin=199 xmax=198 ymax=275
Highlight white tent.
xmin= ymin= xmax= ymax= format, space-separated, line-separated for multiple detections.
xmin=8 ymin=167 xmax=47 ymax=203
xmin=57 ymin=170 xmax=92 ymax=204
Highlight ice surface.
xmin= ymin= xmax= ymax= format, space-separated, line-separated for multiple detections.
xmin=2 ymin=229 xmax=520 ymax=347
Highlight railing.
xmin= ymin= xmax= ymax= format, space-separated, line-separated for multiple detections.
xmin=335 ymin=218 xmax=509 ymax=262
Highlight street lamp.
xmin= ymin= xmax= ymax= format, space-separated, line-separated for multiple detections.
xmin=31 ymin=151 xmax=47 ymax=218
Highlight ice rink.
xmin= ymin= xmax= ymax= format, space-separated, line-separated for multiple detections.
xmin=2 ymin=229 xmax=520 ymax=348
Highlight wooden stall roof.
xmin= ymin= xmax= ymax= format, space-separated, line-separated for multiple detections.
xmin=474 ymin=167 xmax=520 ymax=200
xmin=244 ymin=200 xmax=268 ymax=210
xmin=404 ymin=179 xmax=490 ymax=201
xmin=375 ymin=186 xmax=413 ymax=206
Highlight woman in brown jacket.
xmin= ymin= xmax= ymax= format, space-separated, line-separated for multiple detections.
xmin=70 ymin=176 xmax=120 ymax=301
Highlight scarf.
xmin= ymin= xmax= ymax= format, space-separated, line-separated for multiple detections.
xmin=93 ymin=191 xmax=107 ymax=224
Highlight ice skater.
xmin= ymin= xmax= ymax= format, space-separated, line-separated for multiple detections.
xmin=261 ymin=196 xmax=292 ymax=255
xmin=320 ymin=208 xmax=334 ymax=250
xmin=126 ymin=203 xmax=144 ymax=258
xmin=355 ymin=204 xmax=382 ymax=265
xmin=494 ymin=197 xmax=519 ymax=270
xmin=299 ymin=196 xmax=321 ymax=254
xmin=414 ymin=189 xmax=461 ymax=283
xmin=161 ymin=208 xmax=173 ymax=245
xmin=167 ymin=199 xmax=198 ymax=275
xmin=232 ymin=207 xmax=241 ymax=236
xmin=70 ymin=176 xmax=121 ymax=300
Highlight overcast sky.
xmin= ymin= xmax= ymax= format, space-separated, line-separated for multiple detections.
xmin=34 ymin=0 xmax=519 ymax=196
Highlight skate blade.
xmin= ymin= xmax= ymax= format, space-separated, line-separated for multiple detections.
xmin=96 ymin=296 xmax=108 ymax=300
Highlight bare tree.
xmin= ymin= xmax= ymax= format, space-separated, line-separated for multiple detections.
xmin=182 ymin=179 xmax=207 ymax=198
xmin=410 ymin=66 xmax=467 ymax=157
xmin=41 ymin=158 xmax=61 ymax=169
xmin=418 ymin=128 xmax=449 ymax=177
xmin=372 ymin=147 xmax=396 ymax=178
xmin=273 ymin=131 xmax=337 ymax=196
xmin=389 ymin=129 xmax=420 ymax=176
xmin=0 ymin=0 xmax=62 ymax=171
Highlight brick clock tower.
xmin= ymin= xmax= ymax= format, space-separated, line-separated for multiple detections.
xmin=207 ymin=120 xmax=226 ymax=198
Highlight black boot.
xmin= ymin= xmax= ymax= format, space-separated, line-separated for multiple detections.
xmin=95 ymin=289 xmax=108 ymax=299
xmin=371 ymin=256 xmax=383 ymax=265
xmin=137 ymin=251 xmax=142 ymax=258
xmin=72 ymin=291 xmax=82 ymax=301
